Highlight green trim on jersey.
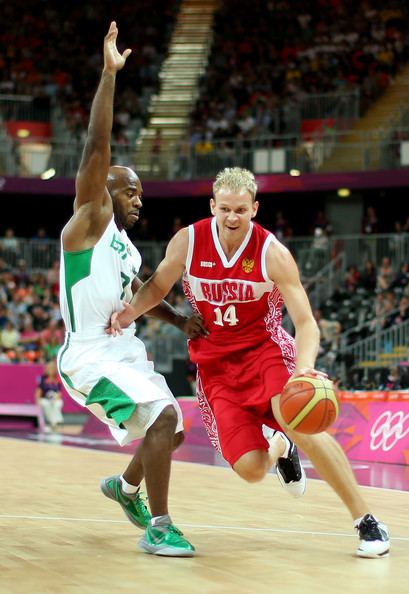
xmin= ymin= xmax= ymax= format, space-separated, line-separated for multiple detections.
xmin=57 ymin=334 xmax=87 ymax=396
xmin=63 ymin=248 xmax=94 ymax=331
xmin=86 ymin=377 xmax=137 ymax=426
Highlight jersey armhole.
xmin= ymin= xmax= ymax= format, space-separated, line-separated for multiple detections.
xmin=261 ymin=234 xmax=274 ymax=281
xmin=186 ymin=225 xmax=195 ymax=274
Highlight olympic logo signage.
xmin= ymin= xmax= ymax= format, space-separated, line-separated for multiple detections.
xmin=370 ymin=411 xmax=409 ymax=452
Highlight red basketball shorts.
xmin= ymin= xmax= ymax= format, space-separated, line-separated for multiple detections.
xmin=196 ymin=339 xmax=294 ymax=466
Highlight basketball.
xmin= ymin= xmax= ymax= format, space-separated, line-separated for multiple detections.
xmin=279 ymin=376 xmax=339 ymax=434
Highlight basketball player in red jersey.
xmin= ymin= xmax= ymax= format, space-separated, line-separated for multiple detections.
xmin=108 ymin=168 xmax=390 ymax=559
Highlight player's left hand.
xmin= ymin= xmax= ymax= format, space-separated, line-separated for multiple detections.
xmin=179 ymin=313 xmax=209 ymax=338
xmin=292 ymin=367 xmax=328 ymax=381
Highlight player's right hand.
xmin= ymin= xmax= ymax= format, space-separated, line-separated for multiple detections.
xmin=106 ymin=302 xmax=137 ymax=336
xmin=291 ymin=368 xmax=328 ymax=381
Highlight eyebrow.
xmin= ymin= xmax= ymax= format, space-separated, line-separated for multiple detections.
xmin=218 ymin=203 xmax=248 ymax=208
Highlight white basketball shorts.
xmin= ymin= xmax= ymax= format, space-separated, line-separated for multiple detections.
xmin=57 ymin=328 xmax=183 ymax=445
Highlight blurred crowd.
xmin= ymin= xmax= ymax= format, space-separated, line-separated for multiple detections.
xmin=1 ymin=1 xmax=409 ymax=155
xmin=188 ymin=0 xmax=409 ymax=148
xmin=0 ymin=0 xmax=179 ymax=144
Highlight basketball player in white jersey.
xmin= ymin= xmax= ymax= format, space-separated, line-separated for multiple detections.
xmin=108 ymin=167 xmax=390 ymax=559
xmin=57 ymin=22 xmax=205 ymax=557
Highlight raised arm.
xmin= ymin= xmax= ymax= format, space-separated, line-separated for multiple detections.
xmin=266 ymin=239 xmax=325 ymax=378
xmin=63 ymin=22 xmax=131 ymax=251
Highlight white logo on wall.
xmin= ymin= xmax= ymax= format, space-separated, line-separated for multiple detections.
xmin=370 ymin=411 xmax=409 ymax=451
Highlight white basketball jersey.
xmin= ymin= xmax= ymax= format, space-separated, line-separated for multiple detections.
xmin=59 ymin=217 xmax=141 ymax=334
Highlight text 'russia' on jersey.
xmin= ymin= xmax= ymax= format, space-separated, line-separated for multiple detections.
xmin=182 ymin=217 xmax=295 ymax=364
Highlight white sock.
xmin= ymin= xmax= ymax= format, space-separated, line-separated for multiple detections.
xmin=150 ymin=514 xmax=171 ymax=526
xmin=120 ymin=475 xmax=139 ymax=494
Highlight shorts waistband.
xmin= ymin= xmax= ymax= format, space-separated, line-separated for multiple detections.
xmin=65 ymin=325 xmax=136 ymax=342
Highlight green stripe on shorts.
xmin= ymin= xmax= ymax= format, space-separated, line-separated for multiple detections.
xmin=86 ymin=377 xmax=137 ymax=426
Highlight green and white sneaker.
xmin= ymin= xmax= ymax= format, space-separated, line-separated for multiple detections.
xmin=100 ymin=475 xmax=151 ymax=529
xmin=139 ymin=515 xmax=195 ymax=557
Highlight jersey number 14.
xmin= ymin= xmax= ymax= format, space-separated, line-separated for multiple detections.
xmin=214 ymin=305 xmax=239 ymax=327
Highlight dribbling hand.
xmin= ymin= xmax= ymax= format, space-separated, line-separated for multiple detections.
xmin=291 ymin=367 xmax=328 ymax=381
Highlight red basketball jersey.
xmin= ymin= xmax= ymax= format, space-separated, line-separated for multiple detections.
xmin=182 ymin=217 xmax=296 ymax=367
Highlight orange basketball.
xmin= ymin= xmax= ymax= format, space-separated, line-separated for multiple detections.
xmin=279 ymin=376 xmax=339 ymax=434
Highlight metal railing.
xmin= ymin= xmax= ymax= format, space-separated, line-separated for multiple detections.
xmin=0 ymin=94 xmax=51 ymax=122
xmin=342 ymin=319 xmax=409 ymax=368
xmin=1 ymin=234 xmax=407 ymax=279
xmin=304 ymin=252 xmax=346 ymax=310
xmin=3 ymin=124 xmax=409 ymax=179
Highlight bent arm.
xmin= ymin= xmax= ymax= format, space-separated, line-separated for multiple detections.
xmin=131 ymin=276 xmax=188 ymax=328
xmin=116 ymin=229 xmax=189 ymax=327
xmin=266 ymin=241 xmax=320 ymax=374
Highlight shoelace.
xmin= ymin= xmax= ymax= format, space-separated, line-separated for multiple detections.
xmin=122 ymin=488 xmax=149 ymax=511
xmin=359 ymin=516 xmax=383 ymax=539
xmin=169 ymin=525 xmax=184 ymax=536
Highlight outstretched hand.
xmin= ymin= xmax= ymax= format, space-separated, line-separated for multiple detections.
xmin=104 ymin=21 xmax=132 ymax=73
xmin=106 ymin=302 xmax=137 ymax=337
xmin=179 ymin=313 xmax=209 ymax=339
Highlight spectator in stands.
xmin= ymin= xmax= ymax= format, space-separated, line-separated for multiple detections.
xmin=0 ymin=228 xmax=20 ymax=266
xmin=345 ymin=265 xmax=361 ymax=294
xmin=19 ymin=318 xmax=41 ymax=356
xmin=377 ymin=256 xmax=394 ymax=290
xmin=35 ymin=360 xmax=64 ymax=432
xmin=391 ymin=296 xmax=409 ymax=326
xmin=312 ymin=210 xmax=332 ymax=234
xmin=361 ymin=206 xmax=379 ymax=234
xmin=168 ymin=217 xmax=184 ymax=240
xmin=40 ymin=319 xmax=64 ymax=361
xmin=47 ymin=260 xmax=60 ymax=297
xmin=273 ymin=210 xmax=293 ymax=241
xmin=383 ymin=366 xmax=403 ymax=391
xmin=0 ymin=320 xmax=21 ymax=354
xmin=360 ymin=260 xmax=377 ymax=291
xmin=31 ymin=227 xmax=51 ymax=268
xmin=149 ymin=129 xmax=162 ymax=175
xmin=313 ymin=308 xmax=342 ymax=356
xmin=391 ymin=262 xmax=409 ymax=289
xmin=174 ymin=134 xmax=193 ymax=180
xmin=0 ymin=304 xmax=9 ymax=330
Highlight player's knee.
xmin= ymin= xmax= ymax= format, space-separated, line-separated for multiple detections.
xmin=233 ymin=454 xmax=266 ymax=483
xmin=236 ymin=465 xmax=265 ymax=483
xmin=150 ymin=405 xmax=178 ymax=435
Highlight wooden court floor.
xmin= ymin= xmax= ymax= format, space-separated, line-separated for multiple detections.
xmin=1 ymin=436 xmax=408 ymax=594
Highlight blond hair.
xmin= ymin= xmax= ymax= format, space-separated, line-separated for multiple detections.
xmin=212 ymin=167 xmax=258 ymax=201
